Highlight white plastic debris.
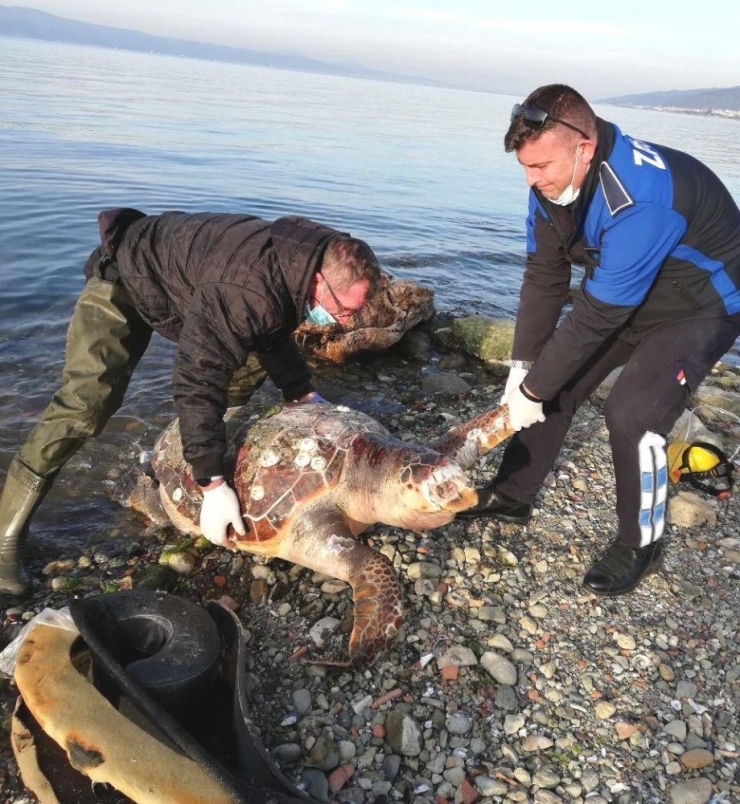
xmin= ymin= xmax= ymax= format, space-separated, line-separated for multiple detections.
xmin=0 ymin=606 xmax=79 ymax=678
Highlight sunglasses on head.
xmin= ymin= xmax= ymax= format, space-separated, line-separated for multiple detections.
xmin=511 ymin=103 xmax=589 ymax=140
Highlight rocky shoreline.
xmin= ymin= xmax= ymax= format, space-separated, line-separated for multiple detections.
xmin=1 ymin=319 xmax=739 ymax=804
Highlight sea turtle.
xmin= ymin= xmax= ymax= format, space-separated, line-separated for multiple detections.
xmin=128 ymin=403 xmax=513 ymax=667
xmin=293 ymin=273 xmax=435 ymax=363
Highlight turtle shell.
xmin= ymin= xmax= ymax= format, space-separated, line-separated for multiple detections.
xmin=150 ymin=404 xmax=389 ymax=547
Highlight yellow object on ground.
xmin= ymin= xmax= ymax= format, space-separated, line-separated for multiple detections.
xmin=666 ymin=441 xmax=726 ymax=484
xmin=13 ymin=623 xmax=237 ymax=804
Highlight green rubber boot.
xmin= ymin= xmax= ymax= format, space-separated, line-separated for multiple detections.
xmin=0 ymin=458 xmax=52 ymax=596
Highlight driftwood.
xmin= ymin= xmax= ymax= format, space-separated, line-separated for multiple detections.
xmin=294 ymin=274 xmax=434 ymax=363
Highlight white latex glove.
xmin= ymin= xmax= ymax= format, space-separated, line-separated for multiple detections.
xmin=508 ymin=384 xmax=546 ymax=431
xmin=502 ymin=366 xmax=530 ymax=405
xmin=199 ymin=482 xmax=245 ymax=547
xmin=297 ymin=391 xmax=328 ymax=404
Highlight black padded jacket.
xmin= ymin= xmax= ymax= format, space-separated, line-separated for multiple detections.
xmin=91 ymin=209 xmax=340 ymax=477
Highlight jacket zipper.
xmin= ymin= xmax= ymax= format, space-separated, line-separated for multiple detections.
xmin=540 ymin=193 xmax=583 ymax=261
xmin=672 ymin=280 xmax=702 ymax=310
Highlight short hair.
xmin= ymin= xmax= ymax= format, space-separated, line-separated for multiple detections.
xmin=321 ymin=236 xmax=381 ymax=295
xmin=504 ymin=84 xmax=597 ymax=152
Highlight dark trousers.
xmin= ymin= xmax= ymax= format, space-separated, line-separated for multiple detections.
xmin=495 ymin=314 xmax=740 ymax=547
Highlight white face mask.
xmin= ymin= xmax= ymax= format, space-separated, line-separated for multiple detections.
xmin=549 ymin=143 xmax=584 ymax=206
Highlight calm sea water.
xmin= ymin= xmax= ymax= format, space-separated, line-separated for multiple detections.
xmin=1 ymin=36 xmax=740 ymax=557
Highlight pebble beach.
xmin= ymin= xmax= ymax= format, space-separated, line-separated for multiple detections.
xmin=1 ymin=323 xmax=739 ymax=804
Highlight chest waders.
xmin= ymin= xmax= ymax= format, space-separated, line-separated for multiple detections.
xmin=1 ymin=274 xmax=274 ymax=595
xmin=0 ymin=276 xmax=152 ymax=595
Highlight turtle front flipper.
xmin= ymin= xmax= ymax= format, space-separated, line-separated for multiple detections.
xmin=342 ymin=549 xmax=404 ymax=668
xmin=279 ymin=510 xmax=404 ymax=668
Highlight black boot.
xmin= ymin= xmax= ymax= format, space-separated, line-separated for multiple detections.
xmin=583 ymin=538 xmax=665 ymax=596
xmin=456 ymin=486 xmax=532 ymax=524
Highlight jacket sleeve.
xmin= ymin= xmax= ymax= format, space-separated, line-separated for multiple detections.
xmin=512 ymin=196 xmax=572 ymax=362
xmin=256 ymin=337 xmax=313 ymax=402
xmin=525 ymin=202 xmax=688 ymax=400
xmin=172 ymin=285 xmax=256 ymax=479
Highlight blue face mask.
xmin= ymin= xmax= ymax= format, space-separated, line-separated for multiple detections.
xmin=304 ymin=302 xmax=337 ymax=326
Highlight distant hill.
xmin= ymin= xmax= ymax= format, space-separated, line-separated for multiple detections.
xmin=0 ymin=4 xmax=442 ymax=88
xmin=599 ymin=86 xmax=740 ymax=117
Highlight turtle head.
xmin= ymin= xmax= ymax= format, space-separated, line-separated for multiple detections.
xmin=392 ymin=455 xmax=478 ymax=531
xmin=345 ymin=434 xmax=477 ymax=531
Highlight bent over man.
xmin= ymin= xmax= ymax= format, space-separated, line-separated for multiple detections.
xmin=0 ymin=209 xmax=381 ymax=595
xmin=460 ymin=84 xmax=740 ymax=596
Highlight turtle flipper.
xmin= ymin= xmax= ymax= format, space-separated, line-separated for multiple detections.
xmin=344 ymin=549 xmax=404 ymax=667
xmin=308 ymin=549 xmax=404 ymax=669
xmin=279 ymin=515 xmax=404 ymax=668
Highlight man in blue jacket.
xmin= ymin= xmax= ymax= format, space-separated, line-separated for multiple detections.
xmin=459 ymin=84 xmax=740 ymax=595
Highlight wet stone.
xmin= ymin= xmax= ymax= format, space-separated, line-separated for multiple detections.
xmin=438 ymin=645 xmax=478 ymax=667
xmin=476 ymin=605 xmax=507 ymax=623
xmin=134 ymin=564 xmax=178 ymax=590
xmin=386 ymin=711 xmax=423 ymax=757
xmin=522 ymin=735 xmax=554 ymax=751
xmin=481 ymin=651 xmax=518 ymax=685
xmin=676 ymin=680 xmax=699 ymax=699
xmin=487 ymin=633 xmax=514 ymax=652
xmin=615 ymin=632 xmax=636 ymax=650
xmin=664 ymin=720 xmax=688 ymax=742
xmin=309 ymin=616 xmax=341 ymax=647
xmin=533 ymin=790 xmax=564 ymax=803
xmin=594 ymin=701 xmax=617 ymax=719
xmin=381 ymin=753 xmax=402 ymax=781
xmin=532 ymin=766 xmax=561 ymax=788
xmin=494 ymin=685 xmax=519 ymax=711
xmin=302 ymin=768 xmax=330 ymax=802
xmin=160 ymin=550 xmax=197 ymax=574
xmin=445 ymin=711 xmax=473 ymax=735
xmin=272 ymin=743 xmax=302 ymax=765
xmin=679 ymin=748 xmax=715 ymax=769
xmin=669 ymin=778 xmax=714 ymax=804
xmin=305 ymin=735 xmax=339 ymax=771
xmin=475 ymin=776 xmax=509 ymax=796
xmin=292 ymin=688 xmax=312 ymax=715
xmin=504 ymin=713 xmax=526 ymax=735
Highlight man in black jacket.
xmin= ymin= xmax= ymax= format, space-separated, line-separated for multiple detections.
xmin=0 ymin=209 xmax=381 ymax=595
xmin=459 ymin=84 xmax=740 ymax=596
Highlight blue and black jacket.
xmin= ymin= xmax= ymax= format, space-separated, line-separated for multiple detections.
xmin=515 ymin=118 xmax=740 ymax=401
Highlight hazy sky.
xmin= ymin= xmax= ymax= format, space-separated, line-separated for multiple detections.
xmin=17 ymin=0 xmax=740 ymax=98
